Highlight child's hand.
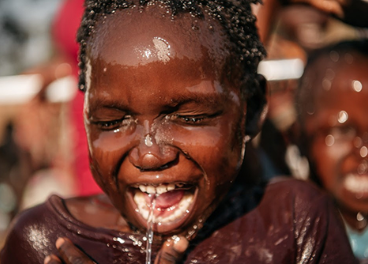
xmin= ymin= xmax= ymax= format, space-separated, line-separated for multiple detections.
xmin=44 ymin=238 xmax=95 ymax=264
xmin=44 ymin=236 xmax=189 ymax=264
xmin=154 ymin=235 xmax=189 ymax=264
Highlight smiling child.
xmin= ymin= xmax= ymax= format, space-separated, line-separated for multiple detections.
xmin=296 ymin=40 xmax=368 ymax=262
xmin=0 ymin=0 xmax=357 ymax=263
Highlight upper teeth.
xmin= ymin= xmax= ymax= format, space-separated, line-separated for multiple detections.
xmin=139 ymin=183 xmax=177 ymax=194
xmin=344 ymin=173 xmax=368 ymax=194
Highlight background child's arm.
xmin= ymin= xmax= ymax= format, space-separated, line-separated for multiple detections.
xmin=255 ymin=0 xmax=368 ymax=45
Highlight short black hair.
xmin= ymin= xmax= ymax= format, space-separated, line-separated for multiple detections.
xmin=76 ymin=0 xmax=267 ymax=136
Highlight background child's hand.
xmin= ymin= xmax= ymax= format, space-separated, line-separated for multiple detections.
xmin=287 ymin=0 xmax=347 ymax=18
xmin=44 ymin=236 xmax=189 ymax=264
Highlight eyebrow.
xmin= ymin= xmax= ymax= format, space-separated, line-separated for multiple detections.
xmin=88 ymin=91 xmax=229 ymax=116
xmin=169 ymin=92 xmax=227 ymax=107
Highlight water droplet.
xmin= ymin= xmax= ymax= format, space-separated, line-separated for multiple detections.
xmin=354 ymin=137 xmax=363 ymax=148
xmin=330 ymin=51 xmax=339 ymax=62
xmin=344 ymin=53 xmax=354 ymax=64
xmin=322 ymin=78 xmax=331 ymax=91
xmin=360 ymin=146 xmax=368 ymax=158
xmin=145 ymin=134 xmax=153 ymax=147
xmin=325 ymin=135 xmax=335 ymax=146
xmin=113 ymin=237 xmax=125 ymax=244
xmin=337 ymin=111 xmax=348 ymax=123
xmin=352 ymin=80 xmax=363 ymax=92
xmin=358 ymin=161 xmax=368 ymax=174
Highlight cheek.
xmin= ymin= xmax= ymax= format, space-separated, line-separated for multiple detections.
xmin=86 ymin=128 xmax=137 ymax=179
xmin=310 ymin=140 xmax=351 ymax=189
xmin=163 ymin=121 xmax=243 ymax=184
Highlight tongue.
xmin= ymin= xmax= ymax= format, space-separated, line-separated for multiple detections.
xmin=145 ymin=190 xmax=184 ymax=209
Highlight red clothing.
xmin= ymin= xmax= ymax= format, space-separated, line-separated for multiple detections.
xmin=0 ymin=178 xmax=357 ymax=263
xmin=52 ymin=0 xmax=101 ymax=195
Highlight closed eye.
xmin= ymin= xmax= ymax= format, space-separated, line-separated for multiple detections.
xmin=94 ymin=115 xmax=135 ymax=130
xmin=167 ymin=112 xmax=221 ymax=126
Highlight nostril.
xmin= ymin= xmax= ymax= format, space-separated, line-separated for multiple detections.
xmin=129 ymin=145 xmax=179 ymax=171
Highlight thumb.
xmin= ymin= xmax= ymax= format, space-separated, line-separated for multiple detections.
xmin=154 ymin=235 xmax=189 ymax=264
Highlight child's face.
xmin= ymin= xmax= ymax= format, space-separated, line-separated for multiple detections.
xmin=303 ymin=56 xmax=368 ymax=213
xmin=83 ymin=8 xmax=247 ymax=237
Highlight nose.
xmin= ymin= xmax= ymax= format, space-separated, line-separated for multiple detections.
xmin=129 ymin=133 xmax=178 ymax=171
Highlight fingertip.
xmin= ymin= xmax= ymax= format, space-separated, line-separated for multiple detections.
xmin=44 ymin=255 xmax=51 ymax=264
xmin=55 ymin=237 xmax=65 ymax=249
xmin=172 ymin=236 xmax=189 ymax=253
xmin=44 ymin=254 xmax=60 ymax=264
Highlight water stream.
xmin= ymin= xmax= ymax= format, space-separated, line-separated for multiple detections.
xmin=145 ymin=196 xmax=156 ymax=264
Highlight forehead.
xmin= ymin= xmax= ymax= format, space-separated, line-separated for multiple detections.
xmin=87 ymin=6 xmax=231 ymax=68
xmin=301 ymin=54 xmax=368 ymax=127
xmin=302 ymin=54 xmax=368 ymax=106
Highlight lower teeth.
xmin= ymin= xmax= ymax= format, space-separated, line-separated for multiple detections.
xmin=134 ymin=192 xmax=193 ymax=223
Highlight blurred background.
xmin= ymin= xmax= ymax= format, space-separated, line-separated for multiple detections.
xmin=0 ymin=0 xmax=367 ymax=250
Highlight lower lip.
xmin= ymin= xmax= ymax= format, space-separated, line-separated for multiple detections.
xmin=343 ymin=173 xmax=368 ymax=199
xmin=130 ymin=188 xmax=198 ymax=234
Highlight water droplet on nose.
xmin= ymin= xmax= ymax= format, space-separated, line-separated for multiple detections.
xmin=360 ymin=146 xmax=368 ymax=158
xmin=337 ymin=111 xmax=348 ymax=123
xmin=352 ymin=80 xmax=363 ymax=92
xmin=325 ymin=135 xmax=335 ymax=146
xmin=145 ymin=134 xmax=153 ymax=147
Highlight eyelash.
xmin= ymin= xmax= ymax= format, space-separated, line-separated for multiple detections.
xmin=94 ymin=113 xmax=215 ymax=130
xmin=96 ymin=116 xmax=133 ymax=130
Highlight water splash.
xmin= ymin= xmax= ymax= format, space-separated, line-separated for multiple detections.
xmin=146 ymin=195 xmax=156 ymax=264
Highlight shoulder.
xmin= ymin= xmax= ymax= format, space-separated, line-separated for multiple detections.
xmin=264 ymin=176 xmax=329 ymax=205
xmin=0 ymin=195 xmax=73 ymax=263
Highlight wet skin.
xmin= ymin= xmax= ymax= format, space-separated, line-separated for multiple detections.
xmin=78 ymin=7 xmax=248 ymax=239
xmin=302 ymin=54 xmax=368 ymax=229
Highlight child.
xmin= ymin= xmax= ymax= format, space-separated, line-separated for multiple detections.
xmin=0 ymin=0 xmax=356 ymax=263
xmin=295 ymin=40 xmax=368 ymax=262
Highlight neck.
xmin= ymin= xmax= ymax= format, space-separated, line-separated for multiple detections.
xmin=340 ymin=206 xmax=368 ymax=232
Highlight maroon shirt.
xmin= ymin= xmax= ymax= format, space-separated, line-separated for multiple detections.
xmin=0 ymin=178 xmax=357 ymax=263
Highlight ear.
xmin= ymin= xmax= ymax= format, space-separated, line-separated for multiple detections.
xmin=245 ymin=74 xmax=268 ymax=139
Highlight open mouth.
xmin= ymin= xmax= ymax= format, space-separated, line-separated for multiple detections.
xmin=343 ymin=173 xmax=368 ymax=198
xmin=131 ymin=182 xmax=197 ymax=231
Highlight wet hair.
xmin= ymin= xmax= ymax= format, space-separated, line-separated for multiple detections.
xmin=76 ymin=0 xmax=267 ymax=136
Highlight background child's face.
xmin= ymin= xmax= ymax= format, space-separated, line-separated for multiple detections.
xmin=83 ymin=7 xmax=248 ymax=237
xmin=303 ymin=56 xmax=368 ymax=213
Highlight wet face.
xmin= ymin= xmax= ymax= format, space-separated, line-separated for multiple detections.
xmin=83 ymin=7 xmax=248 ymax=238
xmin=303 ymin=54 xmax=368 ymax=213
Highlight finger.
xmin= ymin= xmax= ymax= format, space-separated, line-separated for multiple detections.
xmin=310 ymin=0 xmax=345 ymax=17
xmin=44 ymin=254 xmax=62 ymax=264
xmin=154 ymin=235 xmax=189 ymax=264
xmin=56 ymin=237 xmax=95 ymax=264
